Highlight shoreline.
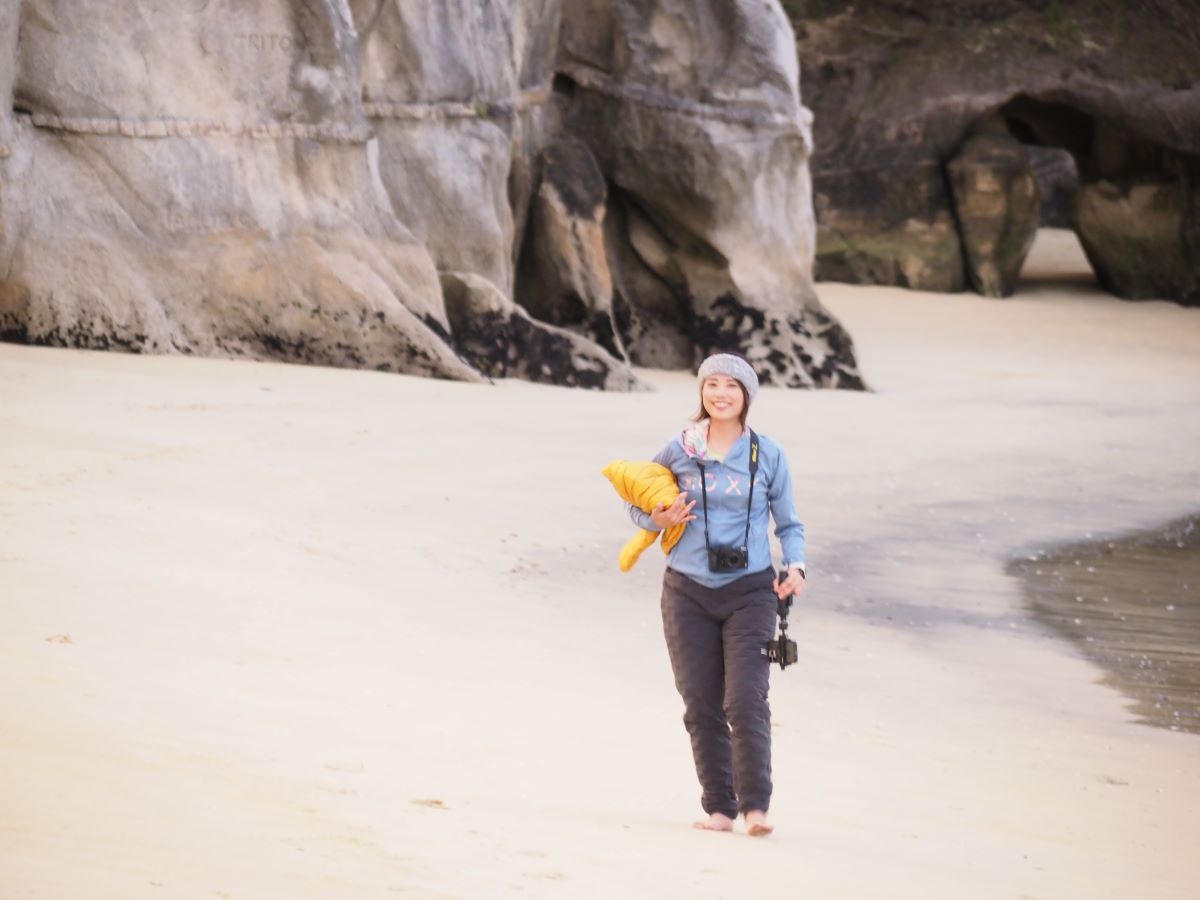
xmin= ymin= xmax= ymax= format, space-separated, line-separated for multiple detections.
xmin=1008 ymin=513 xmax=1200 ymax=734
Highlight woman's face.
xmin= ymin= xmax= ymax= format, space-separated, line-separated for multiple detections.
xmin=701 ymin=375 xmax=745 ymax=424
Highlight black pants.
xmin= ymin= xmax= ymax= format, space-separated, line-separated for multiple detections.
xmin=660 ymin=566 xmax=776 ymax=818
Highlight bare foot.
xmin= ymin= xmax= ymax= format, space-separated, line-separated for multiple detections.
xmin=693 ymin=812 xmax=734 ymax=832
xmin=744 ymin=810 xmax=774 ymax=837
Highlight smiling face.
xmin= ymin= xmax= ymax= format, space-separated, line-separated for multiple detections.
xmin=700 ymin=375 xmax=748 ymax=427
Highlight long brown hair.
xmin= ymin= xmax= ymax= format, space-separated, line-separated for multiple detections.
xmin=693 ymin=379 xmax=750 ymax=428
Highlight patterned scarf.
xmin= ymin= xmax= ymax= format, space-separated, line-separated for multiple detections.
xmin=680 ymin=420 xmax=747 ymax=461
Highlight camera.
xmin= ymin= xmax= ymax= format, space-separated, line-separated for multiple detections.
xmin=767 ymin=575 xmax=798 ymax=670
xmin=708 ymin=545 xmax=749 ymax=572
xmin=766 ymin=637 xmax=798 ymax=668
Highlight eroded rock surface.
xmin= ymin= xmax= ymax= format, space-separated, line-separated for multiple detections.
xmin=794 ymin=0 xmax=1200 ymax=304
xmin=514 ymin=138 xmax=624 ymax=361
xmin=557 ymin=0 xmax=863 ymax=387
xmin=1075 ymin=174 xmax=1199 ymax=305
xmin=0 ymin=1 xmax=479 ymax=379
xmin=0 ymin=0 xmax=15 ymax=159
xmin=0 ymin=0 xmax=863 ymax=387
xmin=441 ymin=270 xmax=640 ymax=389
xmin=947 ymin=127 xmax=1040 ymax=298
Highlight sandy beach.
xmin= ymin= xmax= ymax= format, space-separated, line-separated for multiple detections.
xmin=2 ymin=230 xmax=1199 ymax=898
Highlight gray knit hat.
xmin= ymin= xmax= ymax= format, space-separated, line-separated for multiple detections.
xmin=697 ymin=353 xmax=759 ymax=403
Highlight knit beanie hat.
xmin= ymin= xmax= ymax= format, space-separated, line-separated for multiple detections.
xmin=697 ymin=353 xmax=759 ymax=403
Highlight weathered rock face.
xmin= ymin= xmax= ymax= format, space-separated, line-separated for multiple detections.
xmin=355 ymin=0 xmax=561 ymax=295
xmin=0 ymin=0 xmax=15 ymax=159
xmin=442 ymin=269 xmax=638 ymax=389
xmin=1070 ymin=119 xmax=1200 ymax=305
xmin=793 ymin=0 xmax=1200 ymax=305
xmin=0 ymin=0 xmax=15 ymax=258
xmin=1075 ymin=173 xmax=1199 ymax=305
xmin=556 ymin=0 xmax=863 ymax=388
xmin=813 ymin=164 xmax=967 ymax=293
xmin=947 ymin=126 xmax=1040 ymax=298
xmin=514 ymin=138 xmax=625 ymax=360
xmin=0 ymin=0 xmax=863 ymax=388
xmin=0 ymin=1 xmax=479 ymax=378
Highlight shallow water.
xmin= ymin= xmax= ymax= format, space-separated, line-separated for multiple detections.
xmin=1008 ymin=516 xmax=1200 ymax=734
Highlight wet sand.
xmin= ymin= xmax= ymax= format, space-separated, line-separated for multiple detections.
xmin=1010 ymin=516 xmax=1200 ymax=733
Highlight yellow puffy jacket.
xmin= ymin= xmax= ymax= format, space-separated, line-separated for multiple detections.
xmin=601 ymin=460 xmax=687 ymax=571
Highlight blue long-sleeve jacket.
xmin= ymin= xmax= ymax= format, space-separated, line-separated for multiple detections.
xmin=625 ymin=430 xmax=805 ymax=588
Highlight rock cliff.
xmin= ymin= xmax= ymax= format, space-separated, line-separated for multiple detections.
xmin=792 ymin=0 xmax=1200 ymax=304
xmin=0 ymin=0 xmax=863 ymax=389
xmin=555 ymin=0 xmax=862 ymax=387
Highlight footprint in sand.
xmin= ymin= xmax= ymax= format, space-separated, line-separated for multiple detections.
xmin=412 ymin=798 xmax=448 ymax=810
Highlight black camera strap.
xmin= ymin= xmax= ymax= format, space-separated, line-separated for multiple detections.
xmin=696 ymin=430 xmax=759 ymax=556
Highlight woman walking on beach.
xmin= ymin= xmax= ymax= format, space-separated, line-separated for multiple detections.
xmin=628 ymin=353 xmax=807 ymax=836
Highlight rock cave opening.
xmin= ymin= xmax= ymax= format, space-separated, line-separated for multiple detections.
xmin=993 ymin=93 xmax=1198 ymax=305
xmin=999 ymin=94 xmax=1095 ymax=293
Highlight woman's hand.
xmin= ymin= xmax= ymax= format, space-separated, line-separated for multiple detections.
xmin=774 ymin=568 xmax=807 ymax=600
xmin=650 ymin=492 xmax=697 ymax=529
